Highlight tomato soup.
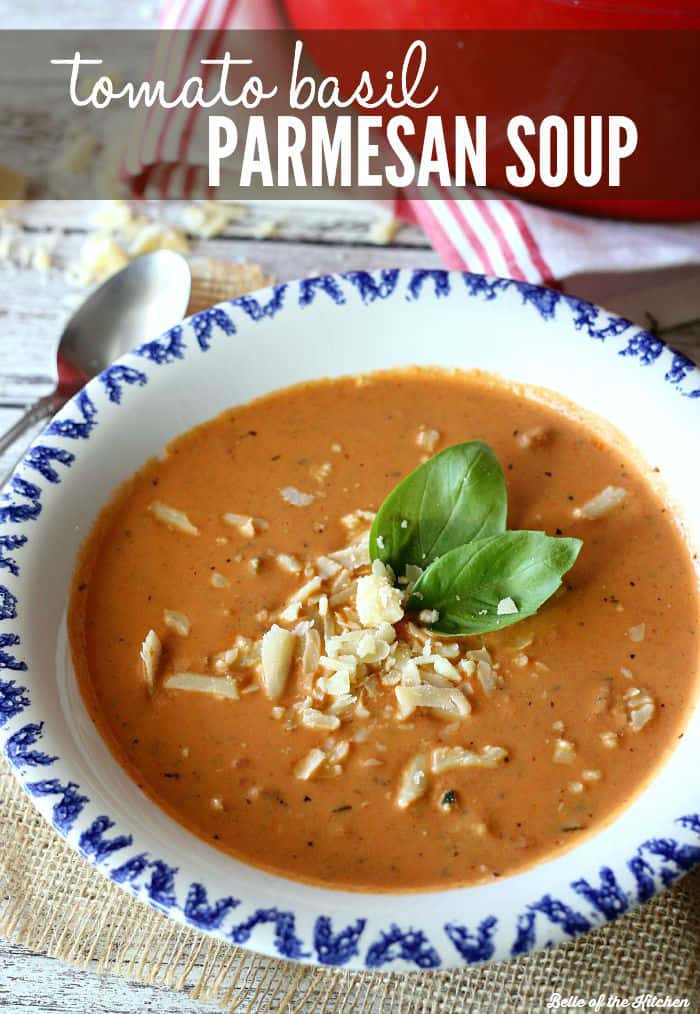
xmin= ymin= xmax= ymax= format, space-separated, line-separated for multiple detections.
xmin=69 ymin=369 xmax=699 ymax=891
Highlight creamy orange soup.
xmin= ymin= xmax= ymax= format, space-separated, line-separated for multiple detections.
xmin=69 ymin=368 xmax=699 ymax=891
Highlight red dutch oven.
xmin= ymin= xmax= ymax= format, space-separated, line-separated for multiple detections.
xmin=282 ymin=0 xmax=700 ymax=220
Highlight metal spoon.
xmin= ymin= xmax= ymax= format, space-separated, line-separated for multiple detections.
xmin=0 ymin=250 xmax=192 ymax=488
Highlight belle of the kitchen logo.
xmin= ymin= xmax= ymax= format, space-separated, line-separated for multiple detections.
xmin=52 ymin=40 xmax=638 ymax=191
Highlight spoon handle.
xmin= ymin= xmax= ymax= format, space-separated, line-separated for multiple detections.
xmin=0 ymin=393 xmax=64 ymax=489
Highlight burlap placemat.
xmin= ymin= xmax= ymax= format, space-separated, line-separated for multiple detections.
xmin=1 ymin=259 xmax=698 ymax=1011
xmin=2 ymin=755 xmax=698 ymax=1011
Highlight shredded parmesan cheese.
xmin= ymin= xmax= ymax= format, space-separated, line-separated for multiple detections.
xmin=416 ymin=426 xmax=440 ymax=453
xmin=213 ymin=646 xmax=239 ymax=673
xmin=280 ymin=486 xmax=315 ymax=507
xmin=573 ymin=486 xmax=628 ymax=520
xmin=600 ymin=731 xmax=619 ymax=749
xmin=181 ymin=201 xmax=245 ymax=238
xmin=60 ymin=132 xmax=98 ymax=173
xmin=146 ymin=497 xmax=580 ymax=813
xmin=276 ymin=553 xmax=302 ymax=574
xmin=252 ymin=219 xmax=280 ymax=239
xmin=260 ymin=625 xmax=296 ymax=701
xmin=90 ymin=200 xmax=133 ymax=232
xmin=127 ymin=222 xmax=189 ymax=257
xmin=0 ymin=164 xmax=27 ymax=202
xmin=301 ymin=707 xmax=341 ymax=731
xmin=68 ymin=235 xmax=130 ymax=287
xmin=316 ymin=555 xmax=341 ymax=579
xmin=163 ymin=610 xmax=191 ymax=637
xmin=516 ymin=426 xmax=549 ymax=450
xmin=140 ymin=630 xmax=161 ymax=692
xmin=328 ymin=534 xmax=371 ymax=571
xmin=430 ymin=745 xmax=508 ymax=774
xmin=395 ymin=685 xmax=471 ymax=720
xmin=294 ymin=748 xmax=327 ymax=780
xmin=317 ymin=670 xmax=351 ymax=697
xmin=367 ymin=215 xmax=401 ymax=245
xmin=222 ymin=513 xmax=268 ymax=537
xmin=582 ymin=769 xmax=602 ymax=783
xmin=149 ymin=501 xmax=199 ymax=536
xmin=292 ymin=576 xmax=323 ymax=603
xmin=164 ymin=673 xmax=238 ymax=699
xmin=279 ymin=601 xmax=302 ymax=623
xmin=301 ymin=627 xmax=321 ymax=678
xmin=356 ymin=573 xmax=404 ymax=627
xmin=497 ymin=597 xmax=518 ymax=616
xmin=553 ymin=738 xmax=576 ymax=764
xmin=624 ymin=686 xmax=655 ymax=731
xmin=340 ymin=509 xmax=375 ymax=534
xmin=396 ymin=753 xmax=429 ymax=808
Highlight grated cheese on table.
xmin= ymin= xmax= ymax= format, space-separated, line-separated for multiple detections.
xmin=127 ymin=222 xmax=189 ymax=257
xmin=276 ymin=553 xmax=302 ymax=574
xmin=60 ymin=132 xmax=99 ymax=173
xmin=515 ymin=426 xmax=549 ymax=449
xmin=294 ymin=748 xmax=327 ymax=781
xmin=252 ymin=219 xmax=281 ymax=239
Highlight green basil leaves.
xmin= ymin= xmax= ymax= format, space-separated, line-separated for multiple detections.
xmin=370 ymin=440 xmax=582 ymax=635
xmin=408 ymin=531 xmax=582 ymax=635
xmin=369 ymin=441 xmax=507 ymax=572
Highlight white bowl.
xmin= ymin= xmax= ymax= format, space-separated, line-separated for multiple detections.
xmin=1 ymin=269 xmax=698 ymax=971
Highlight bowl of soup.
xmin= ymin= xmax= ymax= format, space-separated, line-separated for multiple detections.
xmin=1 ymin=269 xmax=698 ymax=970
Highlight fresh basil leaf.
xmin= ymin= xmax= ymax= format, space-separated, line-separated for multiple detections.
xmin=408 ymin=530 xmax=582 ymax=635
xmin=369 ymin=441 xmax=507 ymax=574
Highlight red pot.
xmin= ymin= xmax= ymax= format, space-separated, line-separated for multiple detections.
xmin=283 ymin=0 xmax=700 ymax=220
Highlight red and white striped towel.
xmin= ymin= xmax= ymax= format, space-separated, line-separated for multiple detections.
xmin=122 ymin=0 xmax=700 ymax=289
